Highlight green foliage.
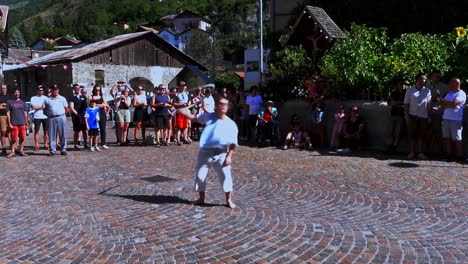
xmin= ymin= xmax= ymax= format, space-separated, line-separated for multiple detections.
xmin=267 ymin=46 xmax=314 ymax=99
xmin=319 ymin=24 xmax=453 ymax=100
xmin=319 ymin=24 xmax=389 ymax=99
xmin=388 ymin=33 xmax=453 ymax=80
xmin=9 ymin=27 xmax=28 ymax=49
xmin=184 ymin=31 xmax=222 ymax=70
xmin=447 ymin=26 xmax=468 ymax=86
xmin=214 ymin=72 xmax=240 ymax=90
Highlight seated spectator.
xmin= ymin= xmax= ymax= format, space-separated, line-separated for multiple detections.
xmin=330 ymin=105 xmax=346 ymax=149
xmin=338 ymin=106 xmax=366 ymax=153
xmin=256 ymin=100 xmax=279 ymax=145
xmin=282 ymin=120 xmax=312 ymax=150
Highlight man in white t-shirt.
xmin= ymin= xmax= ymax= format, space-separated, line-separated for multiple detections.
xmin=404 ymin=73 xmax=432 ymax=160
xmin=178 ymin=95 xmax=238 ymax=209
xmin=246 ymin=86 xmax=263 ymax=141
xmin=30 ymin=85 xmax=49 ymax=150
xmin=441 ymin=78 xmax=466 ymax=159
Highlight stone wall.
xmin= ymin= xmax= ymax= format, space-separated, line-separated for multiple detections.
xmin=72 ymin=63 xmax=182 ymax=100
xmin=278 ymin=100 xmax=468 ymax=152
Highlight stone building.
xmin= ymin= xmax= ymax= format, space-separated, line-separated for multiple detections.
xmin=3 ymin=31 xmax=207 ymax=100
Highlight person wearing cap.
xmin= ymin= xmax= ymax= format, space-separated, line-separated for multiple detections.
xmin=257 ymin=100 xmax=279 ymax=146
xmin=31 ymin=85 xmax=49 ymax=150
xmin=42 ymin=86 xmax=69 ymax=156
xmin=69 ymin=84 xmax=88 ymax=150
xmin=177 ymin=95 xmax=238 ymax=209
xmin=151 ymin=84 xmax=172 ymax=146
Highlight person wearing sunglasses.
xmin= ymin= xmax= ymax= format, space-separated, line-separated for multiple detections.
xmin=31 ymin=85 xmax=49 ymax=151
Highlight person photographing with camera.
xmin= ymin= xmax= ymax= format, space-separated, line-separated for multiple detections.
xmin=115 ymin=89 xmax=131 ymax=145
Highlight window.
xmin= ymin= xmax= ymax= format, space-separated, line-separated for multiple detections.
xmin=95 ymin=70 xmax=104 ymax=86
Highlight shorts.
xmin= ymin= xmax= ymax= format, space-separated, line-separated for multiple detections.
xmin=88 ymin=128 xmax=100 ymax=136
xmin=0 ymin=115 xmax=7 ymax=132
xmin=133 ymin=107 xmax=146 ymax=122
xmin=407 ymin=115 xmax=428 ymax=140
xmin=72 ymin=115 xmax=86 ymax=132
xmin=10 ymin=125 xmax=26 ymax=141
xmin=442 ymin=119 xmax=463 ymax=141
xmin=391 ymin=116 xmax=405 ymax=137
xmin=156 ymin=115 xmax=169 ymax=129
xmin=116 ymin=109 xmax=131 ymax=123
xmin=34 ymin=118 xmax=49 ymax=132
xmin=311 ymin=109 xmax=324 ymax=124
xmin=176 ymin=113 xmax=189 ymax=129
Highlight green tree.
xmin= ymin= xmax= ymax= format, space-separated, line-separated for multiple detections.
xmin=184 ymin=30 xmax=223 ymax=71
xmin=319 ymin=24 xmax=389 ymax=100
xmin=9 ymin=27 xmax=28 ymax=49
xmin=267 ymin=45 xmax=314 ymax=99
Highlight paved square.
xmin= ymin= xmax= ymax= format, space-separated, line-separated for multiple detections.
xmin=0 ymin=128 xmax=466 ymax=263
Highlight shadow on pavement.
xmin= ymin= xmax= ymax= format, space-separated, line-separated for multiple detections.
xmin=102 ymin=193 xmax=193 ymax=205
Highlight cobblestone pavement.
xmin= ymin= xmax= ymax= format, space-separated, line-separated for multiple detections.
xmin=0 ymin=121 xmax=467 ymax=263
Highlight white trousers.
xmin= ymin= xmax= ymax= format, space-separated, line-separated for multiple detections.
xmin=195 ymin=149 xmax=233 ymax=193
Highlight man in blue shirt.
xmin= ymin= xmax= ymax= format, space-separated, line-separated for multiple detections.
xmin=178 ymin=95 xmax=238 ymax=209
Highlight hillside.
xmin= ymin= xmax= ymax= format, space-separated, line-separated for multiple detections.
xmin=1 ymin=0 xmax=260 ymax=52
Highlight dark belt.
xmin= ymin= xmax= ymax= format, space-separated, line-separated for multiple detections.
xmin=49 ymin=114 xmax=64 ymax=118
xmin=202 ymin=148 xmax=227 ymax=154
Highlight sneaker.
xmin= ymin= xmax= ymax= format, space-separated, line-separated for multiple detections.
xmin=342 ymin=148 xmax=352 ymax=153
xmin=417 ymin=153 xmax=428 ymax=160
xmin=101 ymin=145 xmax=109 ymax=150
xmin=73 ymin=145 xmax=80 ymax=151
xmin=60 ymin=151 xmax=68 ymax=156
xmin=48 ymin=151 xmax=56 ymax=157
xmin=90 ymin=146 xmax=95 ymax=152
xmin=408 ymin=152 xmax=415 ymax=159
xmin=155 ymin=143 xmax=161 ymax=148
xmin=95 ymin=146 xmax=100 ymax=151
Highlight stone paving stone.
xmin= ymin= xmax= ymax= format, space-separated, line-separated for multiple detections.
xmin=0 ymin=120 xmax=466 ymax=263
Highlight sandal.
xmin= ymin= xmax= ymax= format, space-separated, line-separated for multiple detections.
xmin=34 ymin=145 xmax=39 ymax=151
xmin=19 ymin=151 xmax=27 ymax=156
xmin=6 ymin=153 xmax=15 ymax=158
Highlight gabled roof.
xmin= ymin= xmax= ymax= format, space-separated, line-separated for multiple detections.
xmin=5 ymin=31 xmax=208 ymax=71
xmin=287 ymin=5 xmax=345 ymax=45
xmin=137 ymin=26 xmax=159 ymax=34
xmin=4 ymin=48 xmax=54 ymax=64
xmin=179 ymin=27 xmax=210 ymax=36
xmin=161 ymin=10 xmax=211 ymax=23
xmin=0 ymin=5 xmax=8 ymax=32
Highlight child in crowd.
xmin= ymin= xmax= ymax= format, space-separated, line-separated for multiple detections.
xmin=84 ymin=99 xmax=101 ymax=151
xmin=330 ymin=105 xmax=346 ymax=149
xmin=282 ymin=116 xmax=312 ymax=150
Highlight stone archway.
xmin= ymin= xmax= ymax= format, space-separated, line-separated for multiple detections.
xmin=129 ymin=77 xmax=154 ymax=94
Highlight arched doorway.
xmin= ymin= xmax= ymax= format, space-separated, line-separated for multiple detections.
xmin=129 ymin=77 xmax=154 ymax=95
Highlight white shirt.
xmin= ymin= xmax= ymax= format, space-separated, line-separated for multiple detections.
xmin=202 ymin=96 xmax=215 ymax=113
xmin=404 ymin=86 xmax=431 ymax=118
xmin=134 ymin=93 xmax=147 ymax=105
xmin=442 ymin=90 xmax=466 ymax=121
xmin=197 ymin=112 xmax=238 ymax=149
xmin=246 ymin=95 xmax=263 ymax=115
xmin=30 ymin=95 xmax=48 ymax=119
xmin=43 ymin=95 xmax=68 ymax=116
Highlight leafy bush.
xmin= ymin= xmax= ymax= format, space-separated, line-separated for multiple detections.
xmin=267 ymin=45 xmax=314 ymax=99
xmin=318 ymin=24 xmax=453 ymax=100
